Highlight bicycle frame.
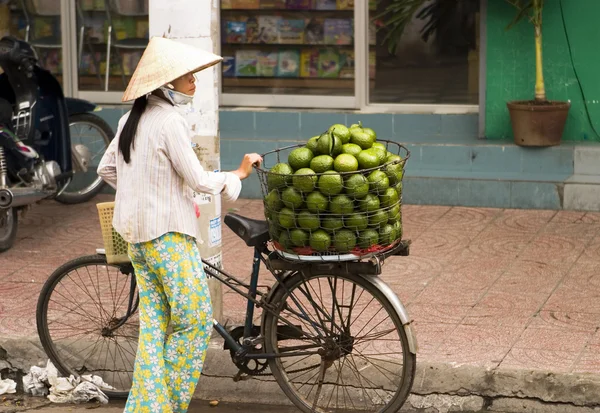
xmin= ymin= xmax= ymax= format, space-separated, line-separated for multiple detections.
xmin=204 ymin=246 xmax=321 ymax=361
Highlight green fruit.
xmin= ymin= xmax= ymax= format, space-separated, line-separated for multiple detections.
xmin=268 ymin=219 xmax=281 ymax=239
xmin=358 ymin=229 xmax=379 ymax=249
xmin=369 ymin=210 xmax=389 ymax=228
xmin=333 ymin=154 xmax=359 ymax=173
xmin=318 ymin=171 xmax=343 ymax=196
xmin=345 ymin=213 xmax=368 ymax=231
xmin=356 ymin=150 xmax=380 ymax=170
xmin=394 ymin=182 xmax=403 ymax=197
xmin=379 ymin=224 xmax=395 ymax=245
xmin=386 ymin=153 xmax=402 ymax=164
xmin=290 ymin=228 xmax=309 ymax=247
xmin=357 ymin=194 xmax=380 ymax=212
xmin=316 ymin=132 xmax=342 ymax=156
xmin=309 ymin=230 xmax=332 ymax=252
xmin=293 ymin=168 xmax=318 ymax=193
xmin=269 ymin=209 xmax=279 ymax=224
xmin=350 ymin=130 xmax=375 ymax=150
xmin=298 ymin=211 xmax=320 ymax=231
xmin=330 ymin=194 xmax=354 ymax=215
xmin=278 ymin=207 xmax=296 ymax=229
xmin=305 ymin=191 xmax=329 ymax=213
xmin=278 ymin=230 xmax=292 ymax=250
xmin=310 ymin=155 xmax=334 ymax=173
xmin=281 ymin=187 xmax=304 ymax=209
xmin=394 ymin=221 xmax=403 ymax=240
xmin=388 ymin=204 xmax=401 ymax=223
xmin=331 ymin=135 xmax=343 ymax=157
xmin=267 ymin=163 xmax=293 ymax=191
xmin=321 ymin=216 xmax=344 ymax=233
xmin=342 ymin=143 xmax=362 ymax=157
xmin=288 ymin=147 xmax=314 ymax=171
xmin=265 ymin=189 xmax=283 ymax=212
xmin=380 ymin=187 xmax=399 ymax=208
xmin=333 ymin=230 xmax=357 ymax=253
xmin=329 ymin=124 xmax=351 ymax=144
xmin=345 ymin=174 xmax=369 ymax=199
xmin=367 ymin=170 xmax=390 ymax=194
xmin=372 ymin=142 xmax=386 ymax=151
xmin=384 ymin=154 xmax=404 ymax=185
xmin=371 ymin=146 xmax=387 ymax=166
xmin=316 ymin=132 xmax=333 ymax=155
xmin=363 ymin=127 xmax=377 ymax=141
xmin=306 ymin=136 xmax=319 ymax=153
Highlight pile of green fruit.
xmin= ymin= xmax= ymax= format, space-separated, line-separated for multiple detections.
xmin=263 ymin=122 xmax=405 ymax=255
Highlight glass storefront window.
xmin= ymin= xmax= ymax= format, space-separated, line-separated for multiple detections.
xmin=369 ymin=0 xmax=480 ymax=105
xmin=0 ymin=0 xmax=63 ymax=86
xmin=76 ymin=0 xmax=148 ymax=92
xmin=220 ymin=0 xmax=355 ymax=96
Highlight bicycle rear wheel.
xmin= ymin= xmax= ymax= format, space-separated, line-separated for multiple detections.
xmin=36 ymin=255 xmax=139 ymax=398
xmin=263 ymin=271 xmax=415 ymax=413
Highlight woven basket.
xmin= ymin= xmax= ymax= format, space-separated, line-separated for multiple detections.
xmin=96 ymin=202 xmax=130 ymax=264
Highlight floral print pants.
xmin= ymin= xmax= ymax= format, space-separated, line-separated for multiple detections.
xmin=124 ymin=232 xmax=213 ymax=413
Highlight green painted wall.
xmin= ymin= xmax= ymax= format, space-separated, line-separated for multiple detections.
xmin=485 ymin=0 xmax=600 ymax=142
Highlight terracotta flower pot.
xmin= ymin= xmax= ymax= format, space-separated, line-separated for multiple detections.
xmin=507 ymin=100 xmax=571 ymax=147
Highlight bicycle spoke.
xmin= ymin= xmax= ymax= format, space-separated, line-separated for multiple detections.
xmin=268 ymin=272 xmax=413 ymax=413
xmin=350 ymin=351 xmax=399 ymax=387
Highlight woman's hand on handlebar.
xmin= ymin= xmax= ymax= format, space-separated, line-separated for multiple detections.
xmin=233 ymin=153 xmax=262 ymax=180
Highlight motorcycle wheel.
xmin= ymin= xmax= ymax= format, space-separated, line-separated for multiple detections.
xmin=0 ymin=208 xmax=18 ymax=252
xmin=56 ymin=113 xmax=114 ymax=205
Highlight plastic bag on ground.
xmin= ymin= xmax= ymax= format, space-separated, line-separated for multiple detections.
xmin=22 ymin=360 xmax=113 ymax=404
xmin=48 ymin=380 xmax=108 ymax=404
xmin=0 ymin=377 xmax=16 ymax=395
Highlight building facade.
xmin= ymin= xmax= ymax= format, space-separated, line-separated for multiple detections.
xmin=1 ymin=0 xmax=598 ymax=210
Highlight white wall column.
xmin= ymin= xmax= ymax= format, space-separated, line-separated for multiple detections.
xmin=149 ymin=0 xmax=223 ymax=322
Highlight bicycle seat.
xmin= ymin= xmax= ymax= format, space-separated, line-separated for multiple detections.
xmin=224 ymin=213 xmax=270 ymax=247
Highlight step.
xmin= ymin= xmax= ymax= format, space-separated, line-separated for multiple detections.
xmin=574 ymin=146 xmax=600 ymax=175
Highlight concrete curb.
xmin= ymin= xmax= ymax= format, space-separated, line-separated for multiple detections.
xmin=3 ymin=337 xmax=600 ymax=412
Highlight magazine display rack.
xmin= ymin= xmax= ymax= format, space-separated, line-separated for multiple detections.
xmin=220 ymin=0 xmax=376 ymax=95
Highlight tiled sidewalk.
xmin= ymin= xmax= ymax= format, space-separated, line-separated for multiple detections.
xmin=2 ymin=194 xmax=600 ymax=376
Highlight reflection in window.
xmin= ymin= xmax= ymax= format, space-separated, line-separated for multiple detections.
xmin=370 ymin=0 xmax=480 ymax=105
xmin=77 ymin=0 xmax=148 ymax=92
xmin=220 ymin=0 xmax=359 ymax=97
xmin=0 ymin=0 xmax=63 ymax=83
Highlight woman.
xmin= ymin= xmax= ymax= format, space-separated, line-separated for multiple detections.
xmin=97 ymin=37 xmax=261 ymax=413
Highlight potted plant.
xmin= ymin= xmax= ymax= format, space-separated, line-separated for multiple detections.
xmin=505 ymin=0 xmax=570 ymax=146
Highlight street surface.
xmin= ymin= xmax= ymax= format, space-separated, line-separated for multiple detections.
xmin=0 ymin=397 xmax=519 ymax=413
xmin=2 ymin=397 xmax=301 ymax=413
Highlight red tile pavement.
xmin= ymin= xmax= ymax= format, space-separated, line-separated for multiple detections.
xmin=2 ymin=194 xmax=600 ymax=376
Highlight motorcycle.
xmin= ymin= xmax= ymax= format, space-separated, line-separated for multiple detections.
xmin=0 ymin=36 xmax=114 ymax=252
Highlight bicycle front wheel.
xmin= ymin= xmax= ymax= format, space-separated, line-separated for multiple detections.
xmin=36 ymin=255 xmax=139 ymax=398
xmin=263 ymin=271 xmax=416 ymax=413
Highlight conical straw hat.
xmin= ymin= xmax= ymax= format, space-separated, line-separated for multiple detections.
xmin=122 ymin=36 xmax=223 ymax=102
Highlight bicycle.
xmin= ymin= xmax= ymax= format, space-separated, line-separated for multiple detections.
xmin=36 ymin=137 xmax=417 ymax=412
xmin=36 ymin=211 xmax=417 ymax=412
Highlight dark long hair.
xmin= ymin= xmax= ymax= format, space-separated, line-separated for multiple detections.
xmin=119 ymin=96 xmax=148 ymax=163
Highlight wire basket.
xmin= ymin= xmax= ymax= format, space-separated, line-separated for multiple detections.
xmin=96 ymin=202 xmax=130 ymax=264
xmin=255 ymin=139 xmax=410 ymax=261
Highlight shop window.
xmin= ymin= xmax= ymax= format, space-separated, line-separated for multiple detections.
xmin=0 ymin=0 xmax=63 ymax=86
xmin=220 ymin=0 xmax=358 ymax=97
xmin=370 ymin=0 xmax=480 ymax=105
xmin=76 ymin=0 xmax=148 ymax=92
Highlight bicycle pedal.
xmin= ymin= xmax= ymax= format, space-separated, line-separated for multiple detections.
xmin=233 ymin=370 xmax=251 ymax=382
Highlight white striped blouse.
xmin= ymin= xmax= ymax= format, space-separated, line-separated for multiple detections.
xmin=97 ymin=95 xmax=241 ymax=244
